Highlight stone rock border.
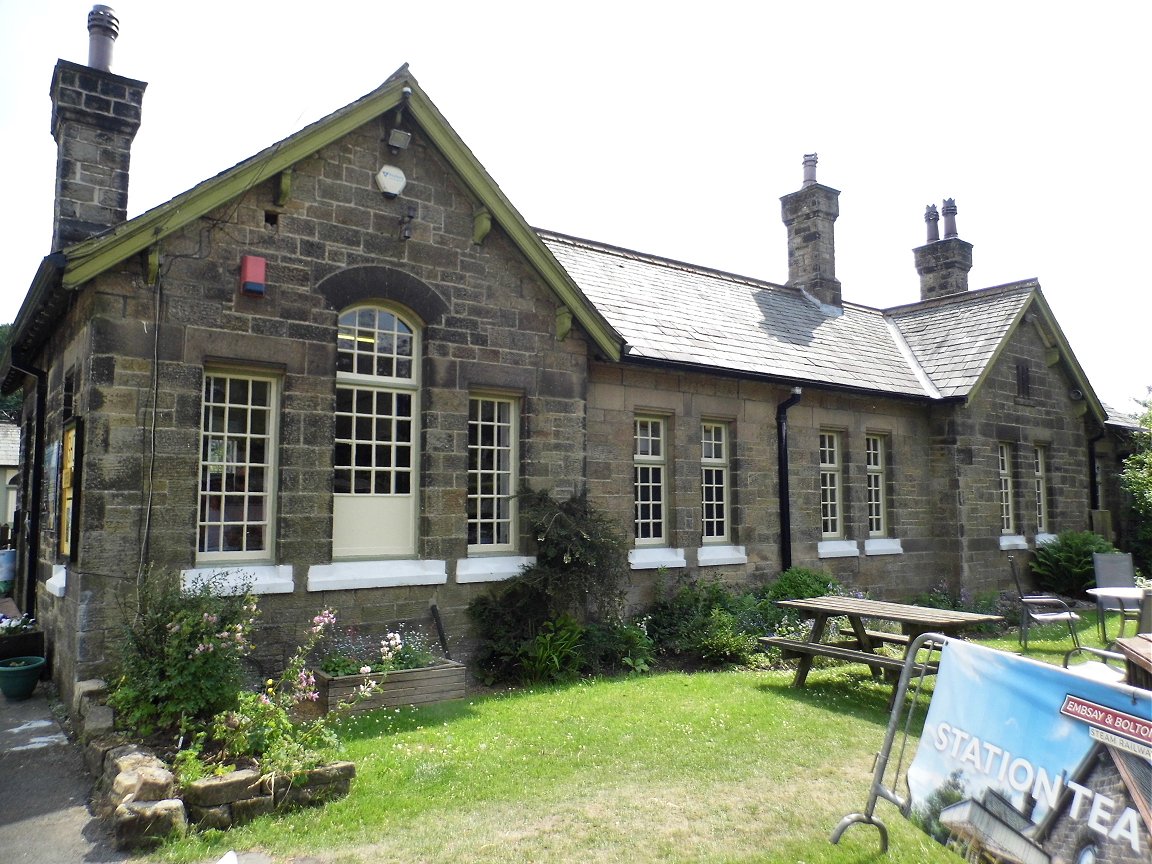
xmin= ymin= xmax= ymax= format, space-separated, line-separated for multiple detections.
xmin=73 ymin=679 xmax=355 ymax=850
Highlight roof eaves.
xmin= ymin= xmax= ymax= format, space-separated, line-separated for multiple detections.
xmin=620 ymin=353 xmax=956 ymax=403
xmin=1024 ymin=290 xmax=1107 ymax=426
xmin=1 ymin=253 xmax=67 ymax=394
xmin=52 ymin=71 xmax=624 ymax=364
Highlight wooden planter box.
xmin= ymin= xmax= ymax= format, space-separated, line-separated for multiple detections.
xmin=308 ymin=661 xmax=466 ymax=716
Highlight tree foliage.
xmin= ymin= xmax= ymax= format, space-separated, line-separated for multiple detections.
xmin=0 ymin=324 xmax=22 ymax=420
xmin=1120 ymin=396 xmax=1152 ymax=574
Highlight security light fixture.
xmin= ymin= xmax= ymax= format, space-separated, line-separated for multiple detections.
xmin=387 ymin=128 xmax=412 ymax=152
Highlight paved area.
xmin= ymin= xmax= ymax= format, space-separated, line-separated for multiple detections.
xmin=0 ymin=681 xmax=301 ymax=863
xmin=0 ymin=681 xmax=129 ymax=863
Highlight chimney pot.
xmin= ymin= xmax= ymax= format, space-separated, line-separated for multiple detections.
xmin=942 ymin=198 xmax=958 ymax=239
xmin=87 ymin=5 xmax=119 ymax=72
xmin=924 ymin=204 xmax=940 ymax=242
xmin=802 ymin=153 xmax=818 ymax=187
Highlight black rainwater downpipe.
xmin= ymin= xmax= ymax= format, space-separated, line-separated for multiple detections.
xmin=776 ymin=387 xmax=803 ymax=571
xmin=1087 ymin=430 xmax=1105 ymax=512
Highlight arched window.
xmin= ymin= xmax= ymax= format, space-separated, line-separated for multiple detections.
xmin=332 ymin=304 xmax=420 ymax=558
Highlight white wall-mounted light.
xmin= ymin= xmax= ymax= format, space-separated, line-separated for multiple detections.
xmin=375 ymin=165 xmax=407 ymax=198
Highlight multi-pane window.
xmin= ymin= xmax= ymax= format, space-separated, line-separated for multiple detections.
xmin=701 ymin=422 xmax=730 ymax=543
xmin=1034 ymin=446 xmax=1049 ymax=534
xmin=819 ymin=431 xmax=842 ymax=538
xmin=998 ymin=443 xmax=1015 ymax=534
xmin=634 ymin=418 xmax=666 ymax=544
xmin=334 ymin=389 xmax=413 ymax=495
xmin=333 ymin=305 xmax=419 ymax=558
xmin=468 ymin=396 xmax=517 ymax=549
xmin=198 ymin=373 xmax=276 ymax=560
xmin=865 ymin=434 xmax=887 ymax=537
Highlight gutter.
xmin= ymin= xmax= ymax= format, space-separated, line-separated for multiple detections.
xmin=776 ymin=387 xmax=803 ymax=571
xmin=1 ymin=253 xmax=68 ymax=395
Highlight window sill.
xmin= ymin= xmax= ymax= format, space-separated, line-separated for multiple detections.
xmin=455 ymin=556 xmax=535 ymax=584
xmin=864 ymin=539 xmax=903 ymax=556
xmin=817 ymin=540 xmax=860 ymax=559
xmin=629 ymin=547 xmax=686 ymax=570
xmin=46 ymin=564 xmax=67 ymax=598
xmin=697 ymin=545 xmax=748 ymax=567
xmin=182 ymin=565 xmax=295 ymax=595
xmin=1035 ymin=533 xmax=1057 ymax=546
xmin=307 ymin=560 xmax=447 ymax=591
xmin=999 ymin=535 xmax=1029 ymax=551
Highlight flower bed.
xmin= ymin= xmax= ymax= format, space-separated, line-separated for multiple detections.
xmin=304 ymin=660 xmax=466 ymax=716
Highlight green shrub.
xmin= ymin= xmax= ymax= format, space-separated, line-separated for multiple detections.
xmin=108 ymin=569 xmax=258 ymax=736
xmin=644 ymin=579 xmax=774 ymax=667
xmin=695 ymin=608 xmax=759 ymax=665
xmin=761 ymin=567 xmax=839 ymax=602
xmin=581 ymin=617 xmax=655 ymax=675
xmin=468 ymin=579 xmax=551 ymax=685
xmin=758 ymin=566 xmax=841 ymax=634
xmin=1030 ymin=530 xmax=1117 ymax=596
xmin=644 ymin=578 xmax=734 ymax=656
xmin=518 ymin=488 xmax=630 ymax=620
xmin=206 ymin=608 xmax=374 ymax=777
xmin=467 ymin=489 xmax=631 ymax=685
xmin=517 ymin=615 xmax=585 ymax=684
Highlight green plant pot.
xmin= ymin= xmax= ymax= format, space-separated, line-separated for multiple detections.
xmin=0 ymin=655 xmax=47 ymax=700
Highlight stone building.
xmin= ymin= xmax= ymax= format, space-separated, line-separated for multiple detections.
xmin=0 ymin=10 xmax=1129 ymax=703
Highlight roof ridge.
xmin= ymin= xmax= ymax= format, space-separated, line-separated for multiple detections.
xmin=886 ymin=279 xmax=1038 ymax=315
xmin=537 ymin=228 xmax=789 ymax=293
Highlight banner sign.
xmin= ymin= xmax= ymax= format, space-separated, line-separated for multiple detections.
xmin=906 ymin=639 xmax=1151 ymax=864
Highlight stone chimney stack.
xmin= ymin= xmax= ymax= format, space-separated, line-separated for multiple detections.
xmin=49 ymin=6 xmax=147 ymax=250
xmin=913 ymin=198 xmax=973 ymax=301
xmin=780 ymin=154 xmax=841 ymax=309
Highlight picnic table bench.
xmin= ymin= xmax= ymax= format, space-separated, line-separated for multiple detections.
xmin=762 ymin=595 xmax=1003 ymax=688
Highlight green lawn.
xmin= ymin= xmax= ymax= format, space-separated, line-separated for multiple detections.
xmin=146 ymin=610 xmax=1126 ymax=864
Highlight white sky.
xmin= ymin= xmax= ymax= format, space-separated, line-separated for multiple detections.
xmin=2 ymin=1 xmax=1148 ymax=412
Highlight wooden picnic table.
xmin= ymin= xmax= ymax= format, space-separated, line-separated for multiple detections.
xmin=760 ymin=595 xmax=1004 ymax=688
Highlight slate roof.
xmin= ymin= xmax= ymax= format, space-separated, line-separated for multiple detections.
xmin=541 ymin=230 xmax=1038 ymax=401
xmin=888 ymin=283 xmax=1035 ymax=397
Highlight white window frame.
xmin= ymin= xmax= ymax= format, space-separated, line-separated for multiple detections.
xmin=634 ymin=417 xmax=667 ymax=546
xmin=701 ymin=421 xmax=730 ymax=544
xmin=333 ymin=304 xmax=420 ymax=559
xmin=468 ymin=394 xmax=518 ymax=553
xmin=197 ymin=371 xmax=279 ymax=564
xmin=998 ymin=443 xmax=1015 ymax=535
xmin=1033 ymin=446 xmax=1049 ymax=534
xmin=819 ymin=431 xmax=842 ymax=539
xmin=865 ymin=434 xmax=887 ymax=538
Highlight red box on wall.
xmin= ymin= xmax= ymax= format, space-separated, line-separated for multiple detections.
xmin=240 ymin=255 xmax=266 ymax=297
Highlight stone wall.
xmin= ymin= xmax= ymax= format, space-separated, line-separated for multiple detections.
xmin=950 ymin=319 xmax=1095 ymax=592
xmin=31 ymin=115 xmax=594 ymax=698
